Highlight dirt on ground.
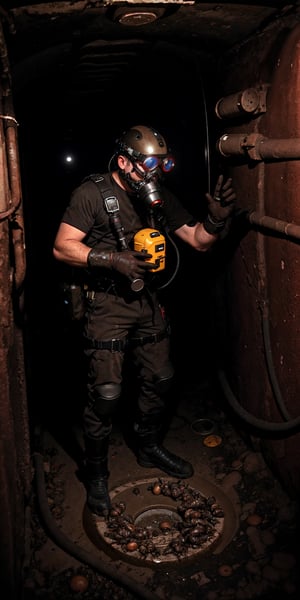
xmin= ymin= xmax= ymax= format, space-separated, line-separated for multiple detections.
xmin=23 ymin=387 xmax=299 ymax=600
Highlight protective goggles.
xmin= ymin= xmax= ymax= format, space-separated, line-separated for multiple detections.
xmin=138 ymin=155 xmax=175 ymax=173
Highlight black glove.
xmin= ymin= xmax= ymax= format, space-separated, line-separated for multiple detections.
xmin=203 ymin=175 xmax=236 ymax=235
xmin=88 ymin=248 xmax=153 ymax=280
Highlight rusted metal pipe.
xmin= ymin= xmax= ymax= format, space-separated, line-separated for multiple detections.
xmin=217 ymin=132 xmax=300 ymax=161
xmin=0 ymin=20 xmax=26 ymax=291
xmin=246 ymin=210 xmax=300 ymax=240
xmin=0 ymin=98 xmax=10 ymax=214
xmin=215 ymin=85 xmax=267 ymax=120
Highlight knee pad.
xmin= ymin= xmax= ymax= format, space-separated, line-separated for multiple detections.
xmin=154 ymin=364 xmax=174 ymax=395
xmin=92 ymin=383 xmax=121 ymax=418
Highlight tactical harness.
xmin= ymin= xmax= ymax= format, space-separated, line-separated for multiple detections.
xmin=85 ymin=174 xmax=129 ymax=252
xmin=83 ymin=173 xmax=169 ymax=352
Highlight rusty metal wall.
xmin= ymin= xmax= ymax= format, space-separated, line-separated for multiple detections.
xmin=215 ymin=22 xmax=300 ymax=496
xmin=0 ymin=21 xmax=31 ymax=599
xmin=1 ymin=10 xmax=300 ymax=597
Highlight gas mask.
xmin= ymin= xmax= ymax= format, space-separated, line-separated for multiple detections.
xmin=115 ymin=125 xmax=175 ymax=208
xmin=119 ymin=167 xmax=162 ymax=208
xmin=120 ymin=155 xmax=175 ymax=208
xmin=135 ymin=176 xmax=164 ymax=208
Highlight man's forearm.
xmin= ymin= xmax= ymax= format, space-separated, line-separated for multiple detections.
xmin=53 ymin=241 xmax=91 ymax=267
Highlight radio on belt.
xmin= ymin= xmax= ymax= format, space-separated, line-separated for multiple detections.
xmin=134 ymin=228 xmax=166 ymax=272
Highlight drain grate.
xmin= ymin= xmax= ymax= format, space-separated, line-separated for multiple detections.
xmin=92 ymin=478 xmax=233 ymax=566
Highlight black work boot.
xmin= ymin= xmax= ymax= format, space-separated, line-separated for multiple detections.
xmin=135 ymin=421 xmax=194 ymax=479
xmin=84 ymin=435 xmax=111 ymax=517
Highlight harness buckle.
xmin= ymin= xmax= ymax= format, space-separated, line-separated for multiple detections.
xmin=85 ymin=290 xmax=96 ymax=300
xmin=104 ymin=196 xmax=120 ymax=213
xmin=111 ymin=338 xmax=123 ymax=352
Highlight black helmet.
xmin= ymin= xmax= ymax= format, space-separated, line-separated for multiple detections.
xmin=116 ymin=125 xmax=168 ymax=161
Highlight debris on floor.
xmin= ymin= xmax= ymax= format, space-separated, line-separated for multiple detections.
xmin=24 ymin=391 xmax=299 ymax=599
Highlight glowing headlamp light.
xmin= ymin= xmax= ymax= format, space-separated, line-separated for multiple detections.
xmin=140 ymin=155 xmax=175 ymax=173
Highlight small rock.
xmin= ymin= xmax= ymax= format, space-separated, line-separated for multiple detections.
xmin=262 ymin=564 xmax=281 ymax=583
xmin=246 ymin=526 xmax=266 ymax=559
xmin=245 ymin=559 xmax=261 ymax=576
xmin=260 ymin=529 xmax=275 ymax=546
xmin=243 ymin=452 xmax=264 ymax=474
xmin=222 ymin=471 xmax=242 ymax=490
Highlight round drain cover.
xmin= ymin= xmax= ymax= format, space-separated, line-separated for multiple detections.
xmin=135 ymin=506 xmax=181 ymax=528
xmin=93 ymin=478 xmax=226 ymax=566
xmin=134 ymin=506 xmax=182 ymax=557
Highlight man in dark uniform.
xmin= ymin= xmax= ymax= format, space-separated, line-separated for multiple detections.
xmin=53 ymin=125 xmax=236 ymax=517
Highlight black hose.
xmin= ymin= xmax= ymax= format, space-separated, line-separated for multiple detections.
xmin=261 ymin=313 xmax=291 ymax=421
xmin=157 ymin=229 xmax=180 ymax=290
xmin=215 ymin=206 xmax=298 ymax=434
xmin=33 ymin=449 xmax=161 ymax=600
xmin=217 ymin=369 xmax=300 ymax=433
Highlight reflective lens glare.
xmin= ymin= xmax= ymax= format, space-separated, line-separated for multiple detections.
xmin=162 ymin=156 xmax=175 ymax=172
xmin=143 ymin=155 xmax=160 ymax=171
xmin=142 ymin=155 xmax=175 ymax=173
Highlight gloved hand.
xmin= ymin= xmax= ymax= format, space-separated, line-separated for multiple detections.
xmin=110 ymin=250 xmax=154 ymax=279
xmin=203 ymin=174 xmax=236 ymax=235
xmin=88 ymin=248 xmax=153 ymax=280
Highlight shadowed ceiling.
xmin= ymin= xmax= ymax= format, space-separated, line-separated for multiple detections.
xmin=3 ymin=2 xmax=297 ymax=104
xmin=1 ymin=2 xmax=299 ymax=173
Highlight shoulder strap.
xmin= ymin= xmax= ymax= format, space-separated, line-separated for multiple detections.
xmin=84 ymin=173 xmax=127 ymax=250
xmin=83 ymin=173 xmax=118 ymax=210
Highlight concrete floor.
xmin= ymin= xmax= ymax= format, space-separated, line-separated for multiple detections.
xmin=24 ymin=379 xmax=299 ymax=600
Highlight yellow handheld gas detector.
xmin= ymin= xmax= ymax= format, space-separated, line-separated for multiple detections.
xmin=134 ymin=228 xmax=166 ymax=272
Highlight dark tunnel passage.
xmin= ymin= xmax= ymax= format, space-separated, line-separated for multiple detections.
xmin=1 ymin=3 xmax=300 ymax=599
xmin=16 ymin=43 xmax=224 ymax=436
xmin=15 ymin=47 xmax=300 ymax=600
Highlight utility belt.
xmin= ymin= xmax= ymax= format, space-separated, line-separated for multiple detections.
xmin=85 ymin=276 xmax=135 ymax=299
xmin=83 ymin=329 xmax=169 ymax=352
